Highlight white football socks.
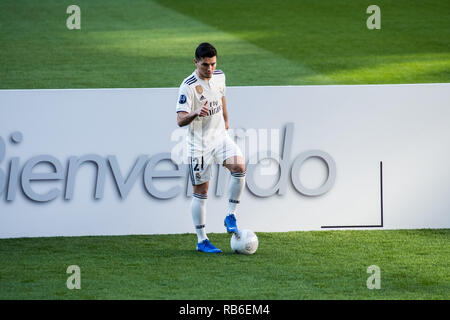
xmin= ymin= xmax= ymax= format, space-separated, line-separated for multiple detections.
xmin=228 ymin=171 xmax=246 ymax=215
xmin=191 ymin=171 xmax=245 ymax=243
xmin=191 ymin=193 xmax=208 ymax=243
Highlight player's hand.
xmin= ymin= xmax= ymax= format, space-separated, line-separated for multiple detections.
xmin=197 ymin=101 xmax=209 ymax=117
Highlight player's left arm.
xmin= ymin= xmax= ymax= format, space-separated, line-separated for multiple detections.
xmin=222 ymin=96 xmax=229 ymax=130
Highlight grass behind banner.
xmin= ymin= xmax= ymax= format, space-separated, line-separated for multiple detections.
xmin=0 ymin=0 xmax=449 ymax=88
xmin=0 ymin=229 xmax=449 ymax=299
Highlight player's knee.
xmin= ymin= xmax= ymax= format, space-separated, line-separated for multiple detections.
xmin=225 ymin=156 xmax=245 ymax=173
xmin=193 ymin=183 xmax=209 ymax=196
xmin=231 ymin=164 xmax=246 ymax=174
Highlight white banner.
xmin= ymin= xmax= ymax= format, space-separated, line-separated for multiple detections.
xmin=0 ymin=84 xmax=449 ymax=238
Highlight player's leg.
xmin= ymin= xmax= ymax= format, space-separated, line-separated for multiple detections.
xmin=223 ymin=156 xmax=246 ymax=233
xmin=215 ymin=136 xmax=246 ymax=233
xmin=191 ymin=181 xmax=209 ymax=243
xmin=189 ymin=156 xmax=222 ymax=253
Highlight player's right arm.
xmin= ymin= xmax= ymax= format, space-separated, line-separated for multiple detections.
xmin=176 ymin=83 xmax=209 ymax=127
xmin=177 ymin=102 xmax=209 ymax=127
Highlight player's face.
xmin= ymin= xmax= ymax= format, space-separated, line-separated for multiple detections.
xmin=194 ymin=56 xmax=216 ymax=80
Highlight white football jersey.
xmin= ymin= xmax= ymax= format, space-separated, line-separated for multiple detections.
xmin=176 ymin=69 xmax=227 ymax=156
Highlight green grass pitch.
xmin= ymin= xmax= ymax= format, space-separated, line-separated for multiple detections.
xmin=0 ymin=230 xmax=449 ymax=299
xmin=0 ymin=0 xmax=449 ymax=300
xmin=0 ymin=0 xmax=449 ymax=88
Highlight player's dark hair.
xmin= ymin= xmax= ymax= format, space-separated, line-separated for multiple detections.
xmin=195 ymin=42 xmax=217 ymax=60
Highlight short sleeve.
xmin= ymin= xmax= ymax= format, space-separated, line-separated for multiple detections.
xmin=176 ymin=83 xmax=193 ymax=113
xmin=221 ymin=73 xmax=226 ymax=97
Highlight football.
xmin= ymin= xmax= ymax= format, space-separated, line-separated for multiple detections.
xmin=230 ymin=229 xmax=259 ymax=254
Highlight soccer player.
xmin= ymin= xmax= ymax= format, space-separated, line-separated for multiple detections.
xmin=176 ymin=43 xmax=246 ymax=253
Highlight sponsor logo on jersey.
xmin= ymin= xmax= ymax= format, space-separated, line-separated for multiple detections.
xmin=208 ymin=104 xmax=222 ymax=116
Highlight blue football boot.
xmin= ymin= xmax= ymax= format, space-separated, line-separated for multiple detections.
xmin=196 ymin=239 xmax=222 ymax=253
xmin=224 ymin=213 xmax=238 ymax=234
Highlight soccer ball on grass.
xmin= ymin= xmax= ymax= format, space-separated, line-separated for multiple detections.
xmin=230 ymin=229 xmax=258 ymax=254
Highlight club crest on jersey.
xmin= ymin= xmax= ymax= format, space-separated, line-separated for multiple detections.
xmin=179 ymin=94 xmax=187 ymax=104
xmin=195 ymin=85 xmax=203 ymax=94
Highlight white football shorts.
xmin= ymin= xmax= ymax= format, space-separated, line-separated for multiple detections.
xmin=188 ymin=135 xmax=243 ymax=186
